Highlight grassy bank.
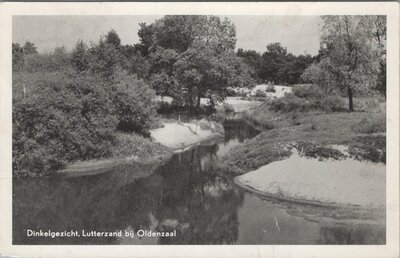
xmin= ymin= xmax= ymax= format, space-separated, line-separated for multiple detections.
xmin=218 ymin=91 xmax=386 ymax=176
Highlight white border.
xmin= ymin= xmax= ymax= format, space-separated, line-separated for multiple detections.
xmin=0 ymin=2 xmax=398 ymax=258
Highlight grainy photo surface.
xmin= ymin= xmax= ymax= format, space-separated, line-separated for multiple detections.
xmin=12 ymin=14 xmax=387 ymax=245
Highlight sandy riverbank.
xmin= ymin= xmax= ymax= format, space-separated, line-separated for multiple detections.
xmin=235 ymin=150 xmax=385 ymax=209
xmin=150 ymin=120 xmax=224 ymax=151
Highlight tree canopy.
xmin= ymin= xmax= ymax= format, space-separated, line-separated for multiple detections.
xmin=302 ymin=15 xmax=386 ymax=110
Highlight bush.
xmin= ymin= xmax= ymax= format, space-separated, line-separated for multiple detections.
xmin=268 ymin=93 xmax=345 ymax=113
xmin=13 ymin=73 xmax=118 ymax=177
xmin=265 ymin=85 xmax=276 ymax=93
xmin=318 ymin=95 xmax=345 ymax=112
xmin=112 ymin=75 xmax=158 ymax=136
xmin=269 ymin=94 xmax=310 ymax=112
xmin=293 ymin=84 xmax=324 ymax=99
xmin=222 ymin=103 xmax=235 ymax=113
xmin=352 ymin=116 xmax=386 ymax=134
xmin=254 ymin=89 xmax=267 ymax=97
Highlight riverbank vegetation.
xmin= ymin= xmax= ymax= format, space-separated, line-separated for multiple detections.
xmin=12 ymin=15 xmax=257 ymax=177
xmin=219 ymin=15 xmax=387 ymax=176
xmin=12 ymin=15 xmax=386 ymax=178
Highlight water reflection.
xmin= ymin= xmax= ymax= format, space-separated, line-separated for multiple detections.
xmin=13 ymin=119 xmax=385 ymax=245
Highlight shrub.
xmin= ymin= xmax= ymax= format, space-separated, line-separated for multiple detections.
xmin=269 ymin=94 xmax=310 ymax=112
xmin=222 ymin=103 xmax=235 ymax=113
xmin=293 ymin=84 xmax=324 ymax=99
xmin=318 ymin=95 xmax=345 ymax=112
xmin=13 ymin=73 xmax=117 ymax=177
xmin=265 ymin=85 xmax=276 ymax=93
xmin=254 ymin=89 xmax=267 ymax=97
xmin=112 ymin=75 xmax=158 ymax=136
xmin=352 ymin=116 xmax=386 ymax=134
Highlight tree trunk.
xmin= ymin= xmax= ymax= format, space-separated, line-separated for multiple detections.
xmin=347 ymin=86 xmax=354 ymax=111
xmin=196 ymin=92 xmax=201 ymax=115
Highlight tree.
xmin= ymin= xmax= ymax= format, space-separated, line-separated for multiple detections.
xmin=71 ymin=40 xmax=90 ymax=72
xmin=136 ymin=15 xmax=249 ymax=114
xmin=174 ymin=43 xmax=254 ymax=113
xmin=260 ymin=43 xmax=288 ymax=84
xmin=111 ymin=75 xmax=158 ymax=136
xmin=87 ymin=38 xmax=126 ymax=81
xmin=138 ymin=15 xmax=237 ymax=54
xmin=23 ymin=41 xmax=38 ymax=55
xmin=306 ymin=16 xmax=383 ymax=111
xmin=12 ymin=43 xmax=24 ymax=71
xmin=237 ymin=48 xmax=262 ymax=82
xmin=105 ymin=29 xmax=121 ymax=48
xmin=372 ymin=16 xmax=386 ymax=96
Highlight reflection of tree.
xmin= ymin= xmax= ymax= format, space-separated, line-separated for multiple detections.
xmin=223 ymin=119 xmax=260 ymax=143
xmin=317 ymin=224 xmax=385 ymax=244
xmin=153 ymin=145 xmax=244 ymax=244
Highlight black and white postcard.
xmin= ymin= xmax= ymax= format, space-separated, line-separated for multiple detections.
xmin=0 ymin=2 xmax=399 ymax=258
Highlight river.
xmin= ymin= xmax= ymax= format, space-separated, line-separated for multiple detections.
xmin=12 ymin=119 xmax=385 ymax=245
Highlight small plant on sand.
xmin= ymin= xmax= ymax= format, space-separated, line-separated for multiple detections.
xmin=266 ymin=85 xmax=276 ymax=93
xmin=222 ymin=103 xmax=235 ymax=113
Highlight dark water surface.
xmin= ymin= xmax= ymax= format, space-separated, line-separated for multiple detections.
xmin=13 ymin=119 xmax=385 ymax=245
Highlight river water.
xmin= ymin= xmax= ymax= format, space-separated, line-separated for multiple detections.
xmin=12 ymin=119 xmax=385 ymax=245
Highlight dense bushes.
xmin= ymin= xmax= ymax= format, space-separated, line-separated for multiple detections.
xmin=13 ymin=73 xmax=117 ymax=177
xmin=12 ymin=72 xmax=160 ymax=177
xmin=112 ymin=75 xmax=158 ymax=136
xmin=292 ymin=84 xmax=324 ymax=99
xmin=269 ymin=84 xmax=345 ymax=113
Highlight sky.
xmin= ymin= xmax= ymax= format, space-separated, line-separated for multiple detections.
xmin=12 ymin=15 xmax=321 ymax=56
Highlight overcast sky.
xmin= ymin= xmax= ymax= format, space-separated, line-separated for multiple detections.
xmin=13 ymin=15 xmax=321 ymax=55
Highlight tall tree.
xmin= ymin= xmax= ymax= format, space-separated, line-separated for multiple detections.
xmin=372 ymin=16 xmax=386 ymax=97
xmin=314 ymin=16 xmax=382 ymax=111
xmin=237 ymin=48 xmax=262 ymax=83
xmin=260 ymin=43 xmax=288 ymax=84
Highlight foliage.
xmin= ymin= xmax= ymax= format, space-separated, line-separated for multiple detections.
xmin=237 ymin=48 xmax=262 ymax=82
xmin=71 ymin=40 xmax=90 ymax=72
xmin=105 ymin=29 xmax=121 ymax=48
xmin=13 ymin=43 xmax=71 ymax=73
xmin=87 ymin=38 xmax=126 ymax=81
xmin=137 ymin=15 xmax=254 ymax=113
xmin=352 ymin=116 xmax=386 ymax=134
xmin=303 ymin=16 xmax=385 ymax=110
xmin=268 ymin=93 xmax=345 ymax=113
xmin=222 ymin=103 xmax=235 ymax=113
xmin=292 ymin=84 xmax=325 ymax=99
xmin=254 ymin=89 xmax=267 ymax=97
xmin=265 ymin=85 xmax=276 ymax=93
xmin=112 ymin=75 xmax=158 ymax=136
xmin=173 ymin=43 xmax=254 ymax=112
xmin=259 ymin=43 xmax=314 ymax=85
xmin=13 ymin=72 xmax=118 ymax=177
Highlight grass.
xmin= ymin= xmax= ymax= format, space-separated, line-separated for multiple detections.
xmin=111 ymin=132 xmax=172 ymax=160
xmin=218 ymin=93 xmax=386 ymax=176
